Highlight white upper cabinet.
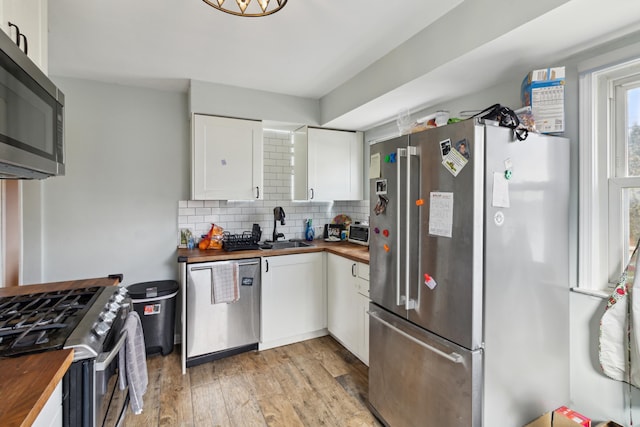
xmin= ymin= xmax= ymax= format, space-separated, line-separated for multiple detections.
xmin=192 ymin=114 xmax=263 ymax=200
xmin=0 ymin=0 xmax=48 ymax=73
xmin=293 ymin=126 xmax=363 ymax=201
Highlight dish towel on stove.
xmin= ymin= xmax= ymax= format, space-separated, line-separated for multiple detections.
xmin=118 ymin=311 xmax=148 ymax=415
xmin=211 ymin=262 xmax=239 ymax=304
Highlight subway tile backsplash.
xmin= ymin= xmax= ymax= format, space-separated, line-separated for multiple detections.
xmin=178 ymin=129 xmax=369 ymax=243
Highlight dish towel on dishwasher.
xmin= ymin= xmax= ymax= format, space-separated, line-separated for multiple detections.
xmin=211 ymin=262 xmax=239 ymax=304
xmin=118 ymin=311 xmax=148 ymax=415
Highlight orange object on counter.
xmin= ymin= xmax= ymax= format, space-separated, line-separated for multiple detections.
xmin=383 ymin=244 xmax=390 ymax=252
xmin=416 ymin=199 xmax=424 ymax=206
xmin=208 ymin=238 xmax=223 ymax=249
xmin=205 ymin=223 xmax=225 ymax=250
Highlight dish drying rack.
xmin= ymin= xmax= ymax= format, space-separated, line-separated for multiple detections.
xmin=222 ymin=231 xmax=261 ymax=252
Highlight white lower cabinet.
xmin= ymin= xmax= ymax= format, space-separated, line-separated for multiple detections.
xmin=260 ymin=253 xmax=327 ymax=350
xmin=327 ymin=254 xmax=359 ymax=351
xmin=327 ymin=253 xmax=370 ymax=365
xmin=358 ymin=292 xmax=369 ymax=365
xmin=33 ymin=380 xmax=62 ymax=427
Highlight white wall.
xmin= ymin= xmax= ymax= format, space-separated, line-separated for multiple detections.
xmin=190 ymin=80 xmax=320 ymax=126
xmin=22 ymin=180 xmax=44 ymax=284
xmin=33 ymin=78 xmax=189 ymax=286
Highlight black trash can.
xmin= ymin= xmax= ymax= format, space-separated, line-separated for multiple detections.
xmin=127 ymin=280 xmax=179 ymax=356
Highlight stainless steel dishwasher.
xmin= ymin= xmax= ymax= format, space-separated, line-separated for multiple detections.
xmin=185 ymin=258 xmax=260 ymax=367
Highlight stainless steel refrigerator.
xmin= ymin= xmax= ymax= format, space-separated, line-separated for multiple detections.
xmin=368 ymin=119 xmax=570 ymax=427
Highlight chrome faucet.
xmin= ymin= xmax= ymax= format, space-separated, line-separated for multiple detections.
xmin=272 ymin=207 xmax=286 ymax=241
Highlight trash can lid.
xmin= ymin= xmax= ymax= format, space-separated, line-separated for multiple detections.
xmin=127 ymin=280 xmax=179 ymax=299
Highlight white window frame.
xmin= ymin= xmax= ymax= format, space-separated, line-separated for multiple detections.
xmin=579 ymin=44 xmax=640 ymax=294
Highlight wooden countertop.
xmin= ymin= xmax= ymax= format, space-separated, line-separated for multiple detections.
xmin=177 ymin=240 xmax=370 ymax=264
xmin=0 ymin=349 xmax=74 ymax=427
xmin=0 ymin=276 xmax=121 ymax=298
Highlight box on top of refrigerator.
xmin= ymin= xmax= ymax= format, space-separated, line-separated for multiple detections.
xmin=525 ymin=406 xmax=591 ymax=427
xmin=521 ymin=66 xmax=565 ymax=134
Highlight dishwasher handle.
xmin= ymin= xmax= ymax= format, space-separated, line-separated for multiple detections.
xmin=190 ymin=260 xmax=260 ymax=274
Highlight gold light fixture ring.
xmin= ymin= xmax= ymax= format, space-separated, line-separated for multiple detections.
xmin=202 ymin=0 xmax=288 ymax=17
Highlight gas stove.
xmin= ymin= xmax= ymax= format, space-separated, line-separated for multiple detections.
xmin=0 ymin=281 xmax=132 ymax=426
xmin=0 ymin=285 xmax=129 ymax=360
xmin=0 ymin=287 xmax=104 ymax=357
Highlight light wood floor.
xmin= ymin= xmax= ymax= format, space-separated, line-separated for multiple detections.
xmin=122 ymin=336 xmax=382 ymax=426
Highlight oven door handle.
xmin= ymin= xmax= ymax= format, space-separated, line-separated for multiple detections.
xmin=95 ymin=330 xmax=128 ymax=372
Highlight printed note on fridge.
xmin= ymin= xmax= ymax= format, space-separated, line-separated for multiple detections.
xmin=428 ymin=192 xmax=454 ymax=238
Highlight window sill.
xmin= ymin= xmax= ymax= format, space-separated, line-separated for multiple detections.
xmin=570 ymin=287 xmax=610 ymax=299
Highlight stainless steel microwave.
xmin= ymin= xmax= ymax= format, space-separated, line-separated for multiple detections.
xmin=0 ymin=30 xmax=64 ymax=179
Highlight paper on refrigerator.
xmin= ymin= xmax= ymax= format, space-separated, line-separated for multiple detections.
xmin=428 ymin=192 xmax=454 ymax=238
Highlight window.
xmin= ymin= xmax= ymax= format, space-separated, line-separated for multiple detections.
xmin=579 ymin=55 xmax=640 ymax=293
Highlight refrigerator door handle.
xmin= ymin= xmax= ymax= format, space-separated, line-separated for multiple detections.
xmin=396 ymin=148 xmax=407 ymax=307
xmin=369 ymin=311 xmax=463 ymax=364
xmin=405 ymin=146 xmax=417 ymax=311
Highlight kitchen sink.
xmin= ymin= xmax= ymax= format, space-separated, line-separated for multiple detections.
xmin=260 ymin=241 xmax=315 ymax=250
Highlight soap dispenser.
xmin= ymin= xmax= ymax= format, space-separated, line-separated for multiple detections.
xmin=305 ymin=219 xmax=315 ymax=241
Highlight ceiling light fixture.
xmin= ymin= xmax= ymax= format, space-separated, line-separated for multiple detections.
xmin=202 ymin=0 xmax=288 ymax=17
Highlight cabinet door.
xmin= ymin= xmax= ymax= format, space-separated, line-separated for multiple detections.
xmin=306 ymin=128 xmax=363 ymax=201
xmin=0 ymin=0 xmax=47 ymax=72
xmin=192 ymin=114 xmax=263 ymax=200
xmin=292 ymin=126 xmax=309 ymax=201
xmin=356 ymin=262 xmax=370 ymax=296
xmin=327 ymin=255 xmax=370 ymax=364
xmin=358 ymin=292 xmax=370 ymax=366
xmin=327 ymin=253 xmax=360 ymax=349
xmin=356 ymin=262 xmax=370 ymax=365
xmin=32 ymin=380 xmax=62 ymax=427
xmin=261 ymin=253 xmax=326 ymax=349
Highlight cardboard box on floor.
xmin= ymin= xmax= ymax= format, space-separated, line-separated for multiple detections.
xmin=525 ymin=411 xmax=587 ymax=427
xmin=525 ymin=406 xmax=590 ymax=426
xmin=525 ymin=407 xmax=623 ymax=427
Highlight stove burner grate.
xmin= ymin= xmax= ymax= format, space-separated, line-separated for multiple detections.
xmin=0 ymin=287 xmax=104 ymax=356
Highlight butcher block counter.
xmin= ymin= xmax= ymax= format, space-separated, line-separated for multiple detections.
xmin=0 ymin=349 xmax=73 ymax=427
xmin=177 ymin=240 xmax=370 ymax=264
xmin=0 ymin=276 xmax=120 ymax=427
xmin=0 ymin=276 xmax=121 ymax=297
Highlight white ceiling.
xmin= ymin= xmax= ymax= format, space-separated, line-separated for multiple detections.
xmin=48 ymin=0 xmax=640 ymax=131
xmin=48 ymin=0 xmax=459 ymax=97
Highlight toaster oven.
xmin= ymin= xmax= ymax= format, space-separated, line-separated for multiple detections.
xmin=348 ymin=224 xmax=369 ymax=246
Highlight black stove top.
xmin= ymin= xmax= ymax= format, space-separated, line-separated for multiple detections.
xmin=0 ymin=287 xmax=105 ymax=357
